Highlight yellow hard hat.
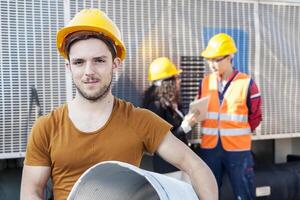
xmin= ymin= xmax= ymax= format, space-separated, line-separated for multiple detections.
xmin=148 ymin=57 xmax=182 ymax=81
xmin=201 ymin=33 xmax=237 ymax=59
xmin=56 ymin=9 xmax=126 ymax=60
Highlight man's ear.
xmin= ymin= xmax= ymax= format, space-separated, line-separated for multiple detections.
xmin=65 ymin=60 xmax=71 ymax=71
xmin=112 ymin=57 xmax=122 ymax=72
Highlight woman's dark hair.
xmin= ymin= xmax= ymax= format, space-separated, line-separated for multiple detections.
xmin=142 ymin=85 xmax=159 ymax=108
xmin=143 ymin=76 xmax=180 ymax=109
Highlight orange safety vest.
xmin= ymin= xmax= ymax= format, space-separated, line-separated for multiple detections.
xmin=200 ymin=72 xmax=252 ymax=151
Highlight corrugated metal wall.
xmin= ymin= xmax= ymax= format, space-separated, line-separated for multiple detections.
xmin=258 ymin=3 xmax=300 ymax=138
xmin=0 ymin=0 xmax=300 ymax=159
xmin=0 ymin=1 xmax=65 ymax=158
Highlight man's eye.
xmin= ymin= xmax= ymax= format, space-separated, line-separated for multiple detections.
xmin=95 ymin=59 xmax=105 ymax=63
xmin=73 ymin=60 xmax=83 ymax=65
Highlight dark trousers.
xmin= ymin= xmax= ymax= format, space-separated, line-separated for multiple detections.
xmin=197 ymin=139 xmax=255 ymax=200
xmin=153 ymin=153 xmax=178 ymax=174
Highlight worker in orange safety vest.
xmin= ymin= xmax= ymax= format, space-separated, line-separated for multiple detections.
xmin=196 ymin=33 xmax=262 ymax=200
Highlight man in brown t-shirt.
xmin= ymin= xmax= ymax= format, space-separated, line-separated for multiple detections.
xmin=20 ymin=9 xmax=218 ymax=200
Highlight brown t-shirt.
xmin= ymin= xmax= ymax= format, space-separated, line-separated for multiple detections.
xmin=24 ymin=98 xmax=172 ymax=200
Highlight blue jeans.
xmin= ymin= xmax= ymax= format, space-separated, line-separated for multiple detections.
xmin=198 ymin=139 xmax=255 ymax=200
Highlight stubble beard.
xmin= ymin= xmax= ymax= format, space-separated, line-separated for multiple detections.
xmin=74 ymin=71 xmax=113 ymax=102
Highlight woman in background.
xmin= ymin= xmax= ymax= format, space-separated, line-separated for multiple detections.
xmin=143 ymin=57 xmax=200 ymax=173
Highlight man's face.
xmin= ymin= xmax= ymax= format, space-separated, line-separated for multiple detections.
xmin=206 ymin=55 xmax=230 ymax=76
xmin=67 ymin=38 xmax=120 ymax=101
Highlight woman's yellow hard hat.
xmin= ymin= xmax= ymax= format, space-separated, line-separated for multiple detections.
xmin=148 ymin=57 xmax=182 ymax=81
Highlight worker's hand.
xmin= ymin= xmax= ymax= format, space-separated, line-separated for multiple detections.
xmin=184 ymin=111 xmax=201 ymax=127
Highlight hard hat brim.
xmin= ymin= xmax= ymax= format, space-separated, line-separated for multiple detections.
xmin=148 ymin=69 xmax=182 ymax=81
xmin=201 ymin=49 xmax=237 ymax=59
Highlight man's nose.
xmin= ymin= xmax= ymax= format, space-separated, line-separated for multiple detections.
xmin=84 ymin=62 xmax=95 ymax=75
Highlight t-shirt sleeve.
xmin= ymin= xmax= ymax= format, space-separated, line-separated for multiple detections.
xmin=24 ymin=116 xmax=51 ymax=166
xmin=133 ymin=108 xmax=172 ymax=154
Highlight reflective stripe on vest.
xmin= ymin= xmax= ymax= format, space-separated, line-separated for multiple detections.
xmin=202 ymin=127 xmax=251 ymax=136
xmin=207 ymin=112 xmax=248 ymax=122
xmin=200 ymin=72 xmax=252 ymax=151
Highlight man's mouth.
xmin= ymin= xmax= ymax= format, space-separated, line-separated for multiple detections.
xmin=83 ymin=80 xmax=99 ymax=84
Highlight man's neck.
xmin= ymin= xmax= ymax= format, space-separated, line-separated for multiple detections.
xmin=68 ymin=93 xmax=115 ymax=133
xmin=72 ymin=92 xmax=114 ymax=113
xmin=219 ymin=65 xmax=233 ymax=81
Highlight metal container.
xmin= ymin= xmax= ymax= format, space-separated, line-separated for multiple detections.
xmin=67 ymin=161 xmax=198 ymax=200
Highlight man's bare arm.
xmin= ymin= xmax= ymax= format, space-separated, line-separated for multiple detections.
xmin=20 ymin=165 xmax=51 ymax=200
xmin=156 ymin=132 xmax=218 ymax=200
